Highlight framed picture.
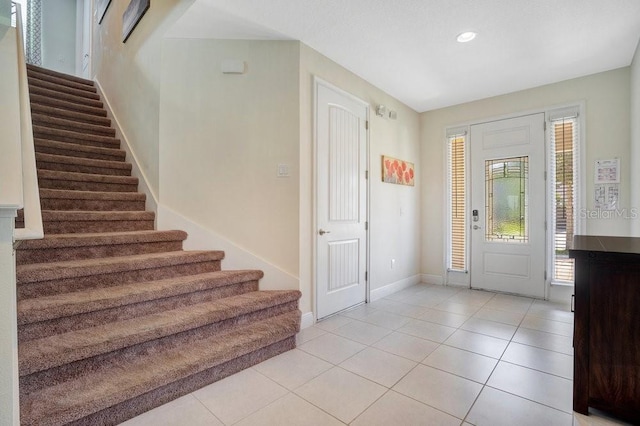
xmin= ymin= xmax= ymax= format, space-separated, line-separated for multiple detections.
xmin=96 ymin=0 xmax=112 ymax=24
xmin=122 ymin=0 xmax=150 ymax=42
xmin=382 ymin=155 xmax=415 ymax=186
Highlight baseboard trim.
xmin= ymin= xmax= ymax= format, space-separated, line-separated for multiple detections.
xmin=94 ymin=79 xmax=158 ymax=214
xmin=421 ymin=274 xmax=444 ymax=285
xmin=157 ymin=204 xmax=299 ymax=293
xmin=370 ymin=275 xmax=421 ymax=301
xmin=300 ymin=312 xmax=315 ymax=329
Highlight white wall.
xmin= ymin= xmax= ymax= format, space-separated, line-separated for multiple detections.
xmin=41 ymin=0 xmax=76 ymax=74
xmin=630 ymin=41 xmax=640 ymax=236
xmin=299 ymin=44 xmax=422 ymax=315
xmin=421 ymin=68 xmax=631 ymax=282
xmin=92 ymin=0 xmax=193 ymax=198
xmin=159 ymin=39 xmax=300 ymax=280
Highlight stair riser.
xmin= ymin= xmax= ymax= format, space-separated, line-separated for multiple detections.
xmin=27 ymin=70 xmax=97 ymax=93
xmin=35 ymin=143 xmax=125 ymax=162
xmin=41 ymin=219 xmax=154 ymax=235
xmin=32 ymin=118 xmax=115 ymax=137
xmin=34 ymin=129 xmax=120 ymax=150
xmin=36 ymin=160 xmax=132 ymax=177
xmin=28 ymin=78 xmax=101 ymax=101
xmin=17 ymin=260 xmax=221 ymax=299
xmin=19 ymin=281 xmax=259 ymax=341
xmin=30 ymin=86 xmax=103 ymax=109
xmin=68 ymin=337 xmax=296 ymax=426
xmin=30 ymin=94 xmax=107 ymax=117
xmin=20 ymin=309 xmax=299 ymax=397
xmin=17 ymin=238 xmax=178 ymax=265
xmin=31 ymin=104 xmax=111 ymax=126
xmin=39 ymin=198 xmax=145 ymax=212
xmin=38 ymin=177 xmax=138 ymax=193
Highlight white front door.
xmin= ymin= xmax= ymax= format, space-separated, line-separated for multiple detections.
xmin=315 ymin=81 xmax=368 ymax=319
xmin=470 ymin=113 xmax=546 ymax=298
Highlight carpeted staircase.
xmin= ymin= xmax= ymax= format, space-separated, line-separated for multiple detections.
xmin=14 ymin=64 xmax=302 ymax=426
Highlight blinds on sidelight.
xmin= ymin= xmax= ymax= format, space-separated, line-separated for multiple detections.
xmin=448 ymin=131 xmax=466 ymax=271
xmin=549 ymin=110 xmax=579 ymax=283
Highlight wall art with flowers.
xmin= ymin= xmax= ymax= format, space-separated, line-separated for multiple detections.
xmin=382 ymin=155 xmax=415 ymax=186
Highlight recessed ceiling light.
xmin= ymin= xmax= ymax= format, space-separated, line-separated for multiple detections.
xmin=456 ymin=31 xmax=477 ymax=43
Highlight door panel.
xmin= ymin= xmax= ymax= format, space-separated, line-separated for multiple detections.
xmin=470 ymin=114 xmax=545 ymax=298
xmin=316 ymin=82 xmax=368 ymax=319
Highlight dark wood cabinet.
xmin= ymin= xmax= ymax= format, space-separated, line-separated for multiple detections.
xmin=569 ymin=235 xmax=640 ymax=423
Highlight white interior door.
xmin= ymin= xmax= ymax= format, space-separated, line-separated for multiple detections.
xmin=315 ymin=81 xmax=368 ymax=319
xmin=470 ymin=113 xmax=546 ymax=298
xmin=80 ymin=0 xmax=91 ymax=78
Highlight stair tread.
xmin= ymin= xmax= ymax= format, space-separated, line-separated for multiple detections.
xmin=36 ymin=152 xmax=132 ymax=171
xmin=20 ymin=310 xmax=299 ymax=426
xmin=27 ymin=69 xmax=97 ymax=93
xmin=32 ymin=113 xmax=115 ymax=136
xmin=18 ymin=270 xmax=264 ymax=324
xmin=34 ymin=125 xmax=120 ymax=146
xmin=27 ymin=64 xmax=95 ymax=86
xmin=30 ymin=94 xmax=107 ymax=117
xmin=17 ymin=250 xmax=223 ymax=284
xmin=30 ymin=101 xmax=109 ymax=122
xmin=17 ymin=229 xmax=183 ymax=250
xmin=38 ymin=169 xmax=138 ymax=184
xmin=35 ymin=138 xmax=126 ymax=160
xmin=19 ymin=290 xmax=300 ymax=375
xmin=39 ymin=188 xmax=145 ymax=201
xmin=39 ymin=210 xmax=154 ymax=221
xmin=28 ymin=77 xmax=101 ymax=100
xmin=30 ymin=85 xmax=103 ymax=108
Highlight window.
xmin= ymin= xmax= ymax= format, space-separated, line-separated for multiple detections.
xmin=485 ymin=156 xmax=529 ymax=243
xmin=549 ymin=109 xmax=579 ymax=283
xmin=447 ymin=130 xmax=467 ymax=271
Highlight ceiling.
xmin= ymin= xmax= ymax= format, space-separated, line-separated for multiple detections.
xmin=168 ymin=0 xmax=640 ymax=112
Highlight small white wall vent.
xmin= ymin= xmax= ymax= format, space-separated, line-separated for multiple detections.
xmin=221 ymin=59 xmax=246 ymax=74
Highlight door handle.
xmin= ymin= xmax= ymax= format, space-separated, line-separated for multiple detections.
xmin=318 ymin=229 xmax=331 ymax=235
xmin=473 ymin=225 xmax=481 ymax=230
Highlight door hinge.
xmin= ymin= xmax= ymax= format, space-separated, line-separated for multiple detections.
xmin=365 ymin=120 xmax=369 ymax=130
xmin=545 ymin=221 xmax=548 ymax=231
xmin=365 ymin=271 xmax=368 ymax=281
xmin=544 ymin=270 xmax=547 ymax=280
xmin=544 ymin=121 xmax=547 ymax=131
xmin=365 ymin=170 xmax=368 ymax=179
xmin=544 ymin=171 xmax=547 ymax=181
xmin=365 ymin=221 xmax=368 ymax=230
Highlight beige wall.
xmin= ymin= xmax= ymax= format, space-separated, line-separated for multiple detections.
xmin=631 ymin=41 xmax=640 ymax=236
xmin=92 ymin=0 xmax=192 ymax=197
xmin=421 ymin=68 xmax=631 ymax=281
xmin=299 ymin=44 xmax=422 ymax=315
xmin=159 ymin=40 xmax=421 ymax=317
xmin=159 ymin=39 xmax=300 ymax=277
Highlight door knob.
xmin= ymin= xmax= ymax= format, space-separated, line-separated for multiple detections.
xmin=319 ymin=229 xmax=331 ymax=235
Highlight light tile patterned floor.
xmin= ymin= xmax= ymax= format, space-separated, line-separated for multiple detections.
xmin=121 ymin=284 xmax=634 ymax=426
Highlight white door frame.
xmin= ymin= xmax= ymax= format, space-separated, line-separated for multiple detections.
xmin=444 ymin=103 xmax=586 ymax=300
xmin=313 ymin=77 xmax=370 ymax=320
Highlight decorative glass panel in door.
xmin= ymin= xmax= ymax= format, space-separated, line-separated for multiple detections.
xmin=485 ymin=156 xmax=528 ymax=243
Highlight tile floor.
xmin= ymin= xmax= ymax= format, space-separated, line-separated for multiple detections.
xmin=121 ymin=284 xmax=633 ymax=426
